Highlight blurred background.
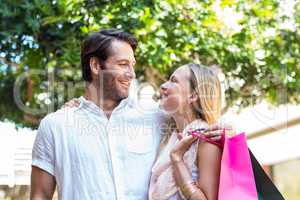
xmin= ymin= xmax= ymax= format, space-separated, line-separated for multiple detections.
xmin=0 ymin=0 xmax=299 ymax=199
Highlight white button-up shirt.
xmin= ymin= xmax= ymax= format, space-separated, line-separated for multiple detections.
xmin=32 ymin=96 xmax=165 ymax=200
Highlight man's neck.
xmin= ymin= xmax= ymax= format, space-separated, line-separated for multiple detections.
xmin=84 ymin=83 xmax=120 ymax=119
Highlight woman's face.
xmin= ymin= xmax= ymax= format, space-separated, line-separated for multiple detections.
xmin=159 ymin=65 xmax=194 ymax=114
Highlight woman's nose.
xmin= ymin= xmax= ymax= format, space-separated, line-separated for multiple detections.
xmin=160 ymin=82 xmax=168 ymax=91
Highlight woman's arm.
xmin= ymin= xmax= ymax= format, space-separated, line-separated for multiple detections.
xmin=171 ymin=157 xmax=207 ymax=200
xmin=196 ymin=142 xmax=222 ymax=200
xmin=170 ymin=135 xmax=207 ymax=200
xmin=170 ymin=136 xmax=222 ymax=200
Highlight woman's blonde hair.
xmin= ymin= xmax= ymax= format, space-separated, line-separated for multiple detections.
xmin=188 ymin=63 xmax=221 ymax=125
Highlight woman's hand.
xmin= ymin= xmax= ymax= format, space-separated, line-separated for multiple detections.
xmin=62 ymin=98 xmax=80 ymax=108
xmin=170 ymin=135 xmax=198 ymax=162
xmin=205 ymin=122 xmax=234 ymax=141
xmin=170 ymin=122 xmax=234 ymax=162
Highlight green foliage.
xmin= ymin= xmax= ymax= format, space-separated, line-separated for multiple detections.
xmin=0 ymin=0 xmax=299 ymax=127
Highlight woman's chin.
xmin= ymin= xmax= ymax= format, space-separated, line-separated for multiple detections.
xmin=159 ymin=102 xmax=168 ymax=112
xmin=159 ymin=103 xmax=176 ymax=115
xmin=158 ymin=102 xmax=165 ymax=110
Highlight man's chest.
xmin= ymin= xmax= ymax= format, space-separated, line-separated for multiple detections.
xmin=55 ymin=113 xmax=161 ymax=167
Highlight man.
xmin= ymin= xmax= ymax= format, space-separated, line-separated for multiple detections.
xmin=31 ymin=29 xmax=165 ymax=200
xmin=30 ymin=29 xmax=226 ymax=200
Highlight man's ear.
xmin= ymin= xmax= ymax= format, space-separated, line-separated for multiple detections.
xmin=188 ymin=92 xmax=198 ymax=104
xmin=89 ymin=57 xmax=101 ymax=76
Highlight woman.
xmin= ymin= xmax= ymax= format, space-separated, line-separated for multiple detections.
xmin=149 ymin=63 xmax=223 ymax=200
xmin=64 ymin=63 xmax=225 ymax=200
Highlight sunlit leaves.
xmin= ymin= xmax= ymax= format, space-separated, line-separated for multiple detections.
xmin=0 ymin=0 xmax=299 ymax=126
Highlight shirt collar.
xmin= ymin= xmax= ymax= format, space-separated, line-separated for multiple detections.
xmin=78 ymin=96 xmax=134 ymax=117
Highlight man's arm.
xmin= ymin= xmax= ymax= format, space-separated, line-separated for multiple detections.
xmin=31 ymin=116 xmax=57 ymax=200
xmin=30 ymin=166 xmax=56 ymax=200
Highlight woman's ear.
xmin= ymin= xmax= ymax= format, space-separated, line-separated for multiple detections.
xmin=188 ymin=92 xmax=198 ymax=104
xmin=89 ymin=57 xmax=101 ymax=77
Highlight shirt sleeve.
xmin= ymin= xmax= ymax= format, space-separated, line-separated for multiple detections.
xmin=32 ymin=117 xmax=55 ymax=176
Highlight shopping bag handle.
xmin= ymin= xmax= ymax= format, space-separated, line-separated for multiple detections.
xmin=187 ymin=128 xmax=225 ymax=148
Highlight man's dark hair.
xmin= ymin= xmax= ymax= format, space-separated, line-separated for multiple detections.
xmin=80 ymin=28 xmax=138 ymax=82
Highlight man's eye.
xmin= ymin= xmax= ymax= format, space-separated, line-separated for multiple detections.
xmin=119 ymin=63 xmax=128 ymax=66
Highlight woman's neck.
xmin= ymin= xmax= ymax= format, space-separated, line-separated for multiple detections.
xmin=172 ymin=110 xmax=198 ymax=134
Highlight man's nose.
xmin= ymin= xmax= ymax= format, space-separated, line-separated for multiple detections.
xmin=125 ymin=66 xmax=136 ymax=79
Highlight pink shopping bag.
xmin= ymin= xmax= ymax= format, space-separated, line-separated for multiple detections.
xmin=218 ymin=132 xmax=258 ymax=200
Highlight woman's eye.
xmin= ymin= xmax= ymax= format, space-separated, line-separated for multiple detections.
xmin=170 ymin=78 xmax=176 ymax=83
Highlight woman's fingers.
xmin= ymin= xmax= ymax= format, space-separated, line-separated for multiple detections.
xmin=209 ymin=135 xmax=222 ymax=141
xmin=176 ymin=135 xmax=198 ymax=150
xmin=184 ymin=135 xmax=198 ymax=145
xmin=71 ymin=99 xmax=80 ymax=106
xmin=205 ymin=130 xmax=224 ymax=142
xmin=63 ymin=98 xmax=80 ymax=108
xmin=205 ymin=122 xmax=233 ymax=132
xmin=205 ymin=130 xmax=224 ymax=137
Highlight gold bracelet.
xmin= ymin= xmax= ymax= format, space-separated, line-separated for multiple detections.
xmin=179 ymin=181 xmax=200 ymax=200
xmin=181 ymin=181 xmax=198 ymax=200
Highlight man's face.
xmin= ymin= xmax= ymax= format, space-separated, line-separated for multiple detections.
xmin=99 ymin=40 xmax=136 ymax=101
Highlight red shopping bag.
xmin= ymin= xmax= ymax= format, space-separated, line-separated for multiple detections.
xmin=218 ymin=132 xmax=258 ymax=200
